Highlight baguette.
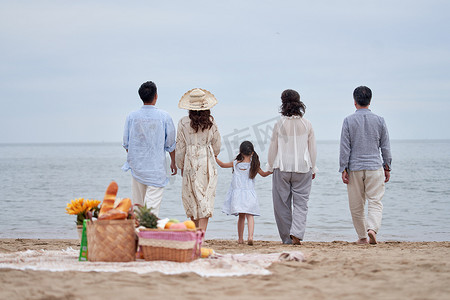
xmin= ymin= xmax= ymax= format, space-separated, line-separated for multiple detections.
xmin=98 ymin=181 xmax=118 ymax=218
xmin=98 ymin=209 xmax=127 ymax=220
xmin=115 ymin=198 xmax=132 ymax=214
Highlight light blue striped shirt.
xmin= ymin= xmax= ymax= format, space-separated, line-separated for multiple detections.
xmin=122 ymin=105 xmax=176 ymax=187
xmin=339 ymin=109 xmax=392 ymax=173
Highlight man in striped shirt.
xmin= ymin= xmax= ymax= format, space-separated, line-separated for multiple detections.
xmin=339 ymin=86 xmax=392 ymax=245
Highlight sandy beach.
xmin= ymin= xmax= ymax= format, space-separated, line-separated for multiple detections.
xmin=1 ymin=238 xmax=449 ymax=300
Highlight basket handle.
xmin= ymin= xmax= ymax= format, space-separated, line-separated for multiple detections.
xmin=192 ymin=230 xmax=205 ymax=258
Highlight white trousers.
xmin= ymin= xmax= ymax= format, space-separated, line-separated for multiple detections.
xmin=347 ymin=168 xmax=385 ymax=239
xmin=132 ymin=177 xmax=164 ymax=217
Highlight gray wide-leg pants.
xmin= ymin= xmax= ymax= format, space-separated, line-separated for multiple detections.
xmin=272 ymin=169 xmax=312 ymax=244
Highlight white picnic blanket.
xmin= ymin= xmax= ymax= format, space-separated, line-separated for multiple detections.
xmin=0 ymin=248 xmax=304 ymax=277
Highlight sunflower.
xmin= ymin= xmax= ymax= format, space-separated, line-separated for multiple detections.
xmin=85 ymin=199 xmax=101 ymax=211
xmin=65 ymin=198 xmax=85 ymax=215
xmin=66 ymin=198 xmax=101 ymax=225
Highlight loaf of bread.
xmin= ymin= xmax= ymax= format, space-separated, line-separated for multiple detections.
xmin=98 ymin=181 xmax=118 ymax=218
xmin=115 ymin=198 xmax=132 ymax=214
xmin=98 ymin=209 xmax=127 ymax=220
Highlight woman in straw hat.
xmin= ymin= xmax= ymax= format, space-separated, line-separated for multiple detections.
xmin=175 ymin=88 xmax=221 ymax=232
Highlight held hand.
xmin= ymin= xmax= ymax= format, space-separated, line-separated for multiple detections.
xmin=384 ymin=170 xmax=390 ymax=183
xmin=170 ymin=161 xmax=177 ymax=176
xmin=258 ymin=169 xmax=273 ymax=177
xmin=215 ymin=157 xmax=234 ymax=169
xmin=342 ymin=171 xmax=349 ymax=184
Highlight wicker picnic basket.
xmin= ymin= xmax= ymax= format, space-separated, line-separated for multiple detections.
xmin=138 ymin=229 xmax=204 ymax=262
xmin=86 ymin=219 xmax=137 ymax=262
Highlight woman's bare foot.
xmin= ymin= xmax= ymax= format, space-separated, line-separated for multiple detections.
xmin=238 ymin=240 xmax=244 ymax=244
xmin=368 ymin=230 xmax=377 ymax=244
xmin=291 ymin=235 xmax=302 ymax=245
xmin=356 ymin=238 xmax=369 ymax=244
xmin=247 ymin=240 xmax=253 ymax=246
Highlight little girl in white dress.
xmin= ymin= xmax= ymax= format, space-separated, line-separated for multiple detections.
xmin=215 ymin=141 xmax=272 ymax=245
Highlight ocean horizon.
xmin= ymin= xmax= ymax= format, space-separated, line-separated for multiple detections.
xmin=0 ymin=139 xmax=449 ymax=242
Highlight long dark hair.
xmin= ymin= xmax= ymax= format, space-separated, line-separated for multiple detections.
xmin=280 ymin=89 xmax=306 ymax=117
xmin=235 ymin=141 xmax=260 ymax=179
xmin=189 ymin=110 xmax=214 ymax=133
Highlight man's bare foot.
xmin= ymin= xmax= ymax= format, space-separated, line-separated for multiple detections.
xmin=356 ymin=238 xmax=369 ymax=244
xmin=291 ymin=235 xmax=302 ymax=245
xmin=247 ymin=240 xmax=253 ymax=246
xmin=368 ymin=230 xmax=377 ymax=244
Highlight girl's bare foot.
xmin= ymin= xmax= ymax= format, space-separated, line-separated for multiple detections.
xmin=356 ymin=238 xmax=369 ymax=244
xmin=368 ymin=230 xmax=377 ymax=244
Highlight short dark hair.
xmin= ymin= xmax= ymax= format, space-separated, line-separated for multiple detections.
xmin=138 ymin=81 xmax=157 ymax=103
xmin=280 ymin=89 xmax=306 ymax=117
xmin=353 ymin=86 xmax=372 ymax=107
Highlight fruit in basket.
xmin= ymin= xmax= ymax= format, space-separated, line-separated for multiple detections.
xmin=169 ymin=222 xmax=187 ymax=230
xmin=201 ymin=248 xmax=214 ymax=258
xmin=134 ymin=205 xmax=159 ymax=228
xmin=99 ymin=181 xmax=118 ymax=218
xmin=183 ymin=220 xmax=196 ymax=229
xmin=164 ymin=222 xmax=174 ymax=229
xmin=169 ymin=218 xmax=180 ymax=223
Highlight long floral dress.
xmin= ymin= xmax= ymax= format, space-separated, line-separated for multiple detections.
xmin=175 ymin=116 xmax=221 ymax=219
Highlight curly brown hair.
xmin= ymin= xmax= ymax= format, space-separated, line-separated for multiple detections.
xmin=280 ymin=89 xmax=306 ymax=117
xmin=189 ymin=110 xmax=214 ymax=132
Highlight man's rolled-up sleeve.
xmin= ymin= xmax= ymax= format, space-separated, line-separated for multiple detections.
xmin=122 ymin=115 xmax=130 ymax=150
xmin=380 ymin=118 xmax=392 ymax=170
xmin=165 ymin=116 xmax=176 ymax=153
xmin=339 ymin=118 xmax=351 ymax=173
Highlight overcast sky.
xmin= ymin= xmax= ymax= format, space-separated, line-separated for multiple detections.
xmin=1 ymin=1 xmax=449 ymax=143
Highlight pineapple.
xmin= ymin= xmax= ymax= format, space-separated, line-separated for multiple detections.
xmin=135 ymin=204 xmax=159 ymax=228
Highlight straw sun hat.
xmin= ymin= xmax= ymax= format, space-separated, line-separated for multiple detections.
xmin=178 ymin=88 xmax=218 ymax=111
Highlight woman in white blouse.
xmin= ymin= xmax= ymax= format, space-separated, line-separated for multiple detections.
xmin=267 ymin=89 xmax=317 ymax=245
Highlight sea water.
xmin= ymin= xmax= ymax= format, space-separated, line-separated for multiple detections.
xmin=0 ymin=140 xmax=449 ymax=242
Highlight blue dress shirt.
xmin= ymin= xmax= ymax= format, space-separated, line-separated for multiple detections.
xmin=122 ymin=105 xmax=176 ymax=187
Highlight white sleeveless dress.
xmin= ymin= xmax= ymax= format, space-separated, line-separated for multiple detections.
xmin=222 ymin=161 xmax=260 ymax=216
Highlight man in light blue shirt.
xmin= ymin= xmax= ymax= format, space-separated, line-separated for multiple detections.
xmin=122 ymin=81 xmax=177 ymax=216
xmin=339 ymin=86 xmax=392 ymax=245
